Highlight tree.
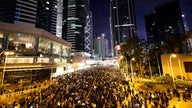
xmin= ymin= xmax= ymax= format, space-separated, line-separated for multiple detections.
xmin=120 ymin=36 xmax=144 ymax=76
xmin=146 ymin=42 xmax=163 ymax=76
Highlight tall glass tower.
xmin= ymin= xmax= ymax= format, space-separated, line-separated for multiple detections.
xmin=62 ymin=0 xmax=92 ymax=53
xmin=110 ymin=0 xmax=137 ymax=56
xmin=144 ymin=0 xmax=189 ymax=53
xmin=36 ymin=0 xmax=57 ymax=35
xmin=0 ymin=0 xmax=58 ymax=35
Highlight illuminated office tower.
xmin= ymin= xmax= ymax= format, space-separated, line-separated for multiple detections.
xmin=110 ymin=0 xmax=137 ymax=57
xmin=0 ymin=0 xmax=37 ymax=27
xmin=56 ymin=0 xmax=63 ymax=38
xmin=94 ymin=34 xmax=109 ymax=59
xmin=178 ymin=0 xmax=192 ymax=31
xmin=145 ymin=0 xmax=190 ymax=53
xmin=36 ymin=0 xmax=57 ymax=35
xmin=63 ymin=0 xmax=92 ymax=53
xmin=0 ymin=0 xmax=58 ymax=35
xmin=85 ymin=12 xmax=93 ymax=54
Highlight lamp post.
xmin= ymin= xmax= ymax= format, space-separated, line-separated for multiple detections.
xmin=120 ymin=55 xmax=128 ymax=75
xmin=130 ymin=57 xmax=135 ymax=82
xmin=169 ymin=54 xmax=176 ymax=82
xmin=177 ymin=57 xmax=183 ymax=80
xmin=2 ymin=51 xmax=14 ymax=84
xmin=170 ymin=54 xmax=183 ymax=80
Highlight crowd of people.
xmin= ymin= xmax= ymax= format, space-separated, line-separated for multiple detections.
xmin=0 ymin=81 xmax=46 ymax=95
xmin=0 ymin=66 xmax=191 ymax=108
xmin=15 ymin=66 xmax=130 ymax=108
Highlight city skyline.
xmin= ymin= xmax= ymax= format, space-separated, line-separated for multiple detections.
xmin=90 ymin=0 xmax=192 ymax=41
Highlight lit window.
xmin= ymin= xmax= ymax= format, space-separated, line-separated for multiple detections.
xmin=74 ymin=31 xmax=80 ymax=34
xmin=26 ymin=43 xmax=33 ymax=49
xmin=67 ymin=17 xmax=79 ymax=20
xmin=46 ymin=7 xmax=49 ymax=10
xmin=68 ymin=5 xmax=76 ymax=7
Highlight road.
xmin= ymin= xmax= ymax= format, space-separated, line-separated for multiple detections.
xmin=1 ymin=67 xmax=192 ymax=108
xmin=168 ymin=98 xmax=192 ymax=108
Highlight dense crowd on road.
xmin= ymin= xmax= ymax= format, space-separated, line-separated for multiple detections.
xmin=0 ymin=66 xmax=191 ymax=108
xmin=0 ymin=81 xmax=45 ymax=95
xmin=1 ymin=66 xmax=129 ymax=108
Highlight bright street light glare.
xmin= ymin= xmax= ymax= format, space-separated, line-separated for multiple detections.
xmin=131 ymin=57 xmax=135 ymax=61
xmin=171 ymin=54 xmax=176 ymax=58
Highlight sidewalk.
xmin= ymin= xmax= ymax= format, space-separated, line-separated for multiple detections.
xmin=126 ymin=82 xmax=189 ymax=108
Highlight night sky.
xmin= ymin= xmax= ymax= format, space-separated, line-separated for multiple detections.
xmin=90 ymin=0 xmax=191 ymax=41
xmin=90 ymin=0 xmax=110 ymax=39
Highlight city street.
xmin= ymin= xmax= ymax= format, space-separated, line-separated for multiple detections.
xmin=0 ymin=66 xmax=191 ymax=107
xmin=0 ymin=0 xmax=192 ymax=107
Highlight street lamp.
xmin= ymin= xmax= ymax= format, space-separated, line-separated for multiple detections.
xmin=120 ymin=55 xmax=128 ymax=75
xmin=169 ymin=54 xmax=176 ymax=82
xmin=177 ymin=56 xmax=183 ymax=80
xmin=170 ymin=54 xmax=183 ymax=80
xmin=2 ymin=51 xmax=14 ymax=84
xmin=130 ymin=57 xmax=135 ymax=82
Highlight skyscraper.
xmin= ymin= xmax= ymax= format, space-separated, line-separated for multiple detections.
xmin=178 ymin=0 xmax=192 ymax=31
xmin=110 ymin=0 xmax=137 ymax=56
xmin=56 ymin=0 xmax=63 ymax=38
xmin=0 ymin=1 xmax=16 ymax=23
xmin=36 ymin=0 xmax=57 ymax=35
xmin=85 ymin=12 xmax=93 ymax=54
xmin=94 ymin=34 xmax=109 ymax=59
xmin=0 ymin=0 xmax=37 ymax=27
xmin=144 ymin=13 xmax=158 ymax=43
xmin=145 ymin=0 xmax=187 ymax=52
xmin=0 ymin=0 xmax=57 ymax=35
xmin=62 ymin=0 xmax=92 ymax=53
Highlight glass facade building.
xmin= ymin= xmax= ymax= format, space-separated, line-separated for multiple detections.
xmin=0 ymin=0 xmax=58 ymax=35
xmin=0 ymin=0 xmax=72 ymax=84
xmin=110 ymin=0 xmax=137 ymax=56
xmin=144 ymin=0 xmax=188 ymax=53
xmin=62 ymin=0 xmax=92 ymax=53
xmin=0 ymin=22 xmax=71 ymax=84
xmin=36 ymin=0 xmax=57 ymax=35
